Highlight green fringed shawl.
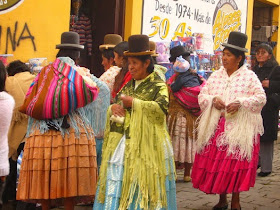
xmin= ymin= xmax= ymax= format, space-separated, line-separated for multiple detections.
xmin=98 ymin=72 xmax=175 ymax=209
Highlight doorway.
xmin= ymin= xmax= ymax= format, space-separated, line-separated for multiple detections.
xmin=70 ymin=0 xmax=125 ymax=77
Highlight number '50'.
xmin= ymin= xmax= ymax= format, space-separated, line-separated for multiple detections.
xmin=148 ymin=16 xmax=170 ymax=40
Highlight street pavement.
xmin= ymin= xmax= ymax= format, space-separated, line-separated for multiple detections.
xmin=176 ymin=141 xmax=280 ymax=210
xmin=72 ymin=142 xmax=280 ymax=210
xmin=4 ymin=143 xmax=280 ymax=210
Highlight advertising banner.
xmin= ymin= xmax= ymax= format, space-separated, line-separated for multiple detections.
xmin=142 ymin=0 xmax=248 ymax=53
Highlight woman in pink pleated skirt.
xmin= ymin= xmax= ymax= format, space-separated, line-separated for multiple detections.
xmin=191 ymin=32 xmax=266 ymax=210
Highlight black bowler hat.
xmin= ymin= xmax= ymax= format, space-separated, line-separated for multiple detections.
xmin=222 ymin=31 xmax=248 ymax=52
xmin=124 ymin=35 xmax=154 ymax=56
xmin=169 ymin=46 xmax=191 ymax=62
xmin=56 ymin=31 xmax=84 ymax=50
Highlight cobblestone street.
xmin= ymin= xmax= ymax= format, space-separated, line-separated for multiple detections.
xmin=72 ymin=142 xmax=280 ymax=210
xmin=176 ymin=141 xmax=280 ymax=210
xmin=8 ymin=142 xmax=278 ymax=210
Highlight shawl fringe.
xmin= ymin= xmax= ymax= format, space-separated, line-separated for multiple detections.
xmin=26 ymin=106 xmax=94 ymax=139
xmin=119 ymin=99 xmax=171 ymax=209
xmin=196 ymin=103 xmax=264 ymax=161
xmin=216 ymin=107 xmax=264 ymax=161
xmin=195 ymin=98 xmax=221 ymax=153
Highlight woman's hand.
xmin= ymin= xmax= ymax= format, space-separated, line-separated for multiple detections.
xmin=262 ymin=80 xmax=269 ymax=88
xmin=111 ymin=104 xmax=126 ymax=117
xmin=226 ymin=102 xmax=241 ymax=114
xmin=120 ymin=95 xmax=134 ymax=108
xmin=213 ymin=97 xmax=226 ymax=110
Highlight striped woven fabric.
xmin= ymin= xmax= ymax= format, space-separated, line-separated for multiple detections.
xmin=168 ymin=74 xmax=205 ymax=116
xmin=19 ymin=58 xmax=98 ymax=120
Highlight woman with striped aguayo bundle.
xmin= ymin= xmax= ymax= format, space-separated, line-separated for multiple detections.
xmin=16 ymin=32 xmax=99 ymax=210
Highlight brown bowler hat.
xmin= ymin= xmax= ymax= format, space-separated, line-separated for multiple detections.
xmin=124 ymin=35 xmax=154 ymax=56
xmin=149 ymin=41 xmax=159 ymax=57
xmin=99 ymin=34 xmax=123 ymax=51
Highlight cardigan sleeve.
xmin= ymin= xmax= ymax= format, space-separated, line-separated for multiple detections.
xmin=198 ymin=73 xmax=217 ymax=111
xmin=236 ymin=73 xmax=266 ymax=113
xmin=268 ymin=66 xmax=280 ymax=93
xmin=0 ymin=93 xmax=15 ymax=176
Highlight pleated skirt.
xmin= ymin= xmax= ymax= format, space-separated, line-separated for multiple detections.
xmin=191 ymin=118 xmax=260 ymax=194
xmin=168 ymin=96 xmax=197 ymax=164
xmin=16 ymin=127 xmax=98 ymax=204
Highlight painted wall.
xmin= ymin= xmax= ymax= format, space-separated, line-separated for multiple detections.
xmin=0 ymin=0 xmax=70 ymax=63
xmin=124 ymin=0 xmax=143 ymax=41
xmin=246 ymin=0 xmax=254 ymax=54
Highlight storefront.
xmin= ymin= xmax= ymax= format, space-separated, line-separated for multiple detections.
xmin=1 ymin=0 xmax=280 ymax=74
xmin=0 ymin=0 xmax=125 ymax=76
xmin=125 ymin=0 xmax=280 ymax=62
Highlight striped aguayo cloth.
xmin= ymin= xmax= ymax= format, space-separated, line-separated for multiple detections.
xmin=19 ymin=58 xmax=98 ymax=120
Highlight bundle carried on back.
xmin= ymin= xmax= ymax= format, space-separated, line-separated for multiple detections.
xmin=19 ymin=58 xmax=98 ymax=120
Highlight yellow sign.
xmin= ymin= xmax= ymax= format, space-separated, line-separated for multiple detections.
xmin=148 ymin=15 xmax=192 ymax=41
xmin=212 ymin=10 xmax=241 ymax=50
xmin=212 ymin=0 xmax=242 ymax=51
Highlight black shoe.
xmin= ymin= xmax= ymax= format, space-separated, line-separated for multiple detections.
xmin=213 ymin=204 xmax=228 ymax=210
xmin=258 ymin=172 xmax=271 ymax=177
xmin=231 ymin=207 xmax=241 ymax=210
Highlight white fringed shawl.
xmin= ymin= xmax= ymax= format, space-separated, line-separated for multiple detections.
xmin=196 ymin=65 xmax=266 ymax=161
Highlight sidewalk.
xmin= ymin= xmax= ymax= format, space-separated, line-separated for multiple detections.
xmin=8 ymin=142 xmax=279 ymax=210
xmin=176 ymin=141 xmax=280 ymax=210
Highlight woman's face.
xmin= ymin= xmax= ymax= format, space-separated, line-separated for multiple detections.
xmin=101 ymin=55 xmax=113 ymax=71
xmin=256 ymin=48 xmax=271 ymax=65
xmin=114 ymin=52 xmax=123 ymax=67
xmin=222 ymin=49 xmax=241 ymax=71
xmin=128 ymin=57 xmax=150 ymax=80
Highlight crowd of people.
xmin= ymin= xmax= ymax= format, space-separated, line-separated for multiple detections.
xmin=0 ymin=30 xmax=279 ymax=210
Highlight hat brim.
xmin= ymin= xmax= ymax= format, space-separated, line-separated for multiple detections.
xmin=99 ymin=44 xmax=116 ymax=51
xmin=169 ymin=52 xmax=190 ymax=62
xmin=152 ymin=53 xmax=159 ymax=57
xmin=222 ymin=43 xmax=248 ymax=52
xmin=56 ymin=44 xmax=84 ymax=50
xmin=124 ymin=50 xmax=154 ymax=56
xmin=151 ymin=50 xmax=159 ymax=57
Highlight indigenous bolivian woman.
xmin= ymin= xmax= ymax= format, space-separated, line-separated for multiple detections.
xmin=253 ymin=43 xmax=280 ymax=177
xmin=191 ymin=32 xmax=266 ymax=210
xmin=167 ymin=47 xmax=204 ymax=183
xmin=93 ymin=35 xmax=177 ymax=210
xmin=99 ymin=34 xmax=123 ymax=94
xmin=16 ymin=32 xmax=99 ymax=210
